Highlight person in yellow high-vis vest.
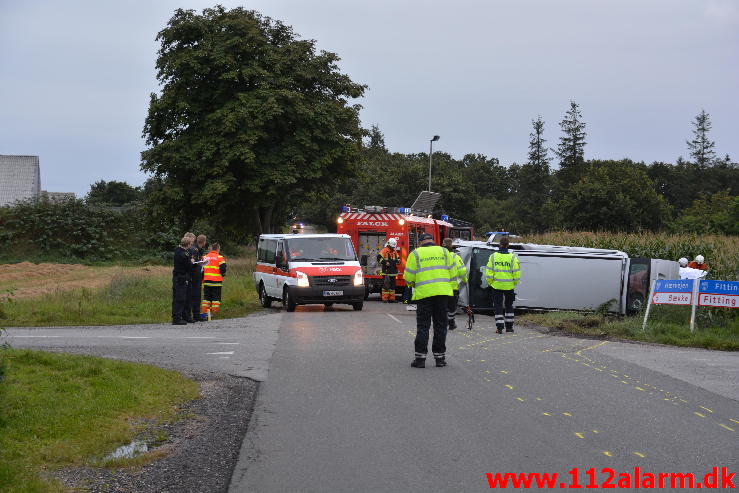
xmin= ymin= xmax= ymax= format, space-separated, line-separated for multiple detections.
xmin=403 ymin=233 xmax=454 ymax=368
xmin=485 ymin=236 xmax=521 ymax=334
xmin=442 ymin=238 xmax=468 ymax=330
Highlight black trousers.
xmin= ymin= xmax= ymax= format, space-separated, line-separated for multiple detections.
xmin=447 ymin=289 xmax=460 ymax=325
xmin=172 ymin=274 xmax=190 ymax=321
xmin=190 ymin=273 xmax=202 ymax=319
xmin=414 ymin=295 xmax=449 ymax=358
xmin=492 ymin=289 xmax=515 ymax=330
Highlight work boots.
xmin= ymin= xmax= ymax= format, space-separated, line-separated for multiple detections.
xmin=448 ymin=319 xmax=456 ymax=331
xmin=505 ymin=324 xmax=514 ymax=333
xmin=172 ymin=319 xmax=187 ymax=326
xmin=435 ymin=357 xmax=447 ymax=367
xmin=410 ymin=357 xmax=426 ymax=368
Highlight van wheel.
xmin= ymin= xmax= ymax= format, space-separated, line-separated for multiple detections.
xmin=363 ymin=287 xmax=370 ymax=300
xmin=283 ymin=287 xmax=296 ymax=312
xmin=352 ymin=302 xmax=363 ymax=311
xmin=259 ymin=283 xmax=272 ymax=308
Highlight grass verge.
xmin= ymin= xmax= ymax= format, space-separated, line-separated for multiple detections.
xmin=0 ymin=349 xmax=199 ymax=493
xmin=1 ymin=258 xmax=260 ymax=326
xmin=520 ymin=305 xmax=739 ymax=351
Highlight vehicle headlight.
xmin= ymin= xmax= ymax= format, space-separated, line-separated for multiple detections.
xmin=296 ymin=271 xmax=310 ymax=287
xmin=353 ymin=269 xmax=363 ymax=286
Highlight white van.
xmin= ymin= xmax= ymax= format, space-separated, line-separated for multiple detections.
xmin=254 ymin=234 xmax=365 ymax=311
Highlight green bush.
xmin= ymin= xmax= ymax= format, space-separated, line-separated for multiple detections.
xmin=0 ymin=198 xmax=182 ymax=263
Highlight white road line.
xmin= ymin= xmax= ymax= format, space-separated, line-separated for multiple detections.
xmin=185 ymin=336 xmax=216 ymax=339
xmin=387 ymin=314 xmax=402 ymax=324
xmin=216 ymin=342 xmax=240 ymax=345
xmin=120 ymin=336 xmax=150 ymax=339
xmin=10 ymin=335 xmax=63 ymax=338
xmin=206 ymin=351 xmax=235 ymax=355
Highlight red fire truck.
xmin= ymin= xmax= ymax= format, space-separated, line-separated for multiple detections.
xmin=336 ymin=205 xmax=474 ymax=298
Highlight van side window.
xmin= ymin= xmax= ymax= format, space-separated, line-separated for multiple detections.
xmin=275 ymin=240 xmax=287 ymax=267
xmin=264 ymin=240 xmax=277 ymax=264
xmin=258 ymin=239 xmax=277 ymax=264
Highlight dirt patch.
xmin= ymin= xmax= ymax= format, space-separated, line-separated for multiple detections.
xmin=0 ymin=263 xmax=170 ymax=299
xmin=0 ymin=262 xmax=90 ymax=282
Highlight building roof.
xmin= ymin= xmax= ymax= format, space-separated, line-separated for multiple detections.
xmin=0 ymin=155 xmax=41 ymax=206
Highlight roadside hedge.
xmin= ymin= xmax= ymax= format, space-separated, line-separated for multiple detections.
xmin=0 ymin=199 xmax=179 ymax=262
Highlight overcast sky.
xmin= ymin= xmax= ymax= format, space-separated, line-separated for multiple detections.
xmin=1 ymin=0 xmax=738 ymax=196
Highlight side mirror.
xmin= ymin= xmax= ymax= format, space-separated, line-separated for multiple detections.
xmin=360 ymin=255 xmax=368 ymax=266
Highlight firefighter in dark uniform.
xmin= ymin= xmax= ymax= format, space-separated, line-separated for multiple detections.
xmin=172 ymin=236 xmax=194 ymax=325
xmin=189 ymin=234 xmax=207 ymax=321
xmin=378 ymin=238 xmax=401 ymax=302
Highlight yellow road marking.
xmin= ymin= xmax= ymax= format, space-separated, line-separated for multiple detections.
xmin=542 ymin=412 xmax=551 ymax=416
xmin=602 ymin=451 xmax=613 ymax=457
xmin=516 ymin=397 xmax=525 ymax=402
xmin=536 ymin=397 xmax=543 ymax=401
xmin=699 ymin=406 xmax=713 ymax=413
xmin=592 ymin=430 xmax=599 ymax=434
xmin=621 ymin=381 xmax=629 ymax=384
xmin=563 ymin=412 xmax=572 ymax=417
xmin=576 ymin=340 xmax=608 ymax=354
xmin=730 ymin=419 xmax=739 ymax=425
xmin=485 ymin=370 xmax=491 ymax=374
xmin=635 ymin=386 xmax=646 ymax=391
xmin=633 ymin=452 xmax=645 ymax=458
xmin=574 ymin=432 xmax=585 ymax=439
xmin=505 ymin=384 xmax=514 ymax=390
xmin=499 ymin=370 xmax=508 ymax=374
xmin=694 ymin=412 xmax=706 ymax=418
xmin=719 ymin=423 xmax=735 ymax=432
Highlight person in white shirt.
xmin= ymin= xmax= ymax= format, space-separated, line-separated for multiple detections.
xmin=678 ymin=257 xmax=707 ymax=280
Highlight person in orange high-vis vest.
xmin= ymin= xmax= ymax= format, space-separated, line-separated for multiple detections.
xmin=201 ymin=243 xmax=227 ymax=319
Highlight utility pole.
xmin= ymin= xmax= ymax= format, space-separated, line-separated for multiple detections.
xmin=428 ymin=135 xmax=440 ymax=192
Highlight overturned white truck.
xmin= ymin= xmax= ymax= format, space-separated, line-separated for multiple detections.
xmin=454 ymin=240 xmax=679 ymax=315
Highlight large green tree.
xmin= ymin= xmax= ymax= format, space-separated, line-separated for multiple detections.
xmin=86 ymin=180 xmax=141 ymax=207
xmin=559 ymin=160 xmax=669 ymax=231
xmin=528 ymin=115 xmax=551 ymax=169
xmin=141 ymin=6 xmax=366 ymax=235
xmin=686 ymin=109 xmax=717 ymax=167
xmin=554 ymin=101 xmax=587 ymax=185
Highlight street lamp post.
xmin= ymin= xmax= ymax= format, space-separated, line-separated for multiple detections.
xmin=428 ymin=135 xmax=440 ymax=192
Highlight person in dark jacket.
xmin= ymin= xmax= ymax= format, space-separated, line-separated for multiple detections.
xmin=173 ymin=236 xmax=194 ymax=325
xmin=190 ymin=234 xmax=207 ymax=321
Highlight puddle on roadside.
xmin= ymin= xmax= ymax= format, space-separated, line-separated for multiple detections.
xmin=105 ymin=440 xmax=149 ymax=460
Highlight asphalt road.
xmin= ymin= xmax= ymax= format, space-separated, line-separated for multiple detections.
xmin=5 ymin=313 xmax=280 ymax=381
xmin=6 ymin=302 xmax=738 ymax=492
xmin=229 ymin=302 xmax=738 ymax=492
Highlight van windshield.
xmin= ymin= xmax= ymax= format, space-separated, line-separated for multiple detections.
xmin=286 ymin=237 xmax=356 ymax=262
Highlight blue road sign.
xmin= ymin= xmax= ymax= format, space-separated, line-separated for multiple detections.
xmin=654 ymin=279 xmax=693 ymax=293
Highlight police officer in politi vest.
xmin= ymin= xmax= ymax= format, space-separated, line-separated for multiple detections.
xmin=403 ymin=233 xmax=454 ymax=368
xmin=485 ymin=235 xmax=521 ymax=334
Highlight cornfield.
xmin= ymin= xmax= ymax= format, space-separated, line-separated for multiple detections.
xmin=520 ymin=232 xmax=738 ymax=281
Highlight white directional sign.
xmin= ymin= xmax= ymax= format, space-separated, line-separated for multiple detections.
xmin=651 ymin=292 xmax=692 ymax=305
